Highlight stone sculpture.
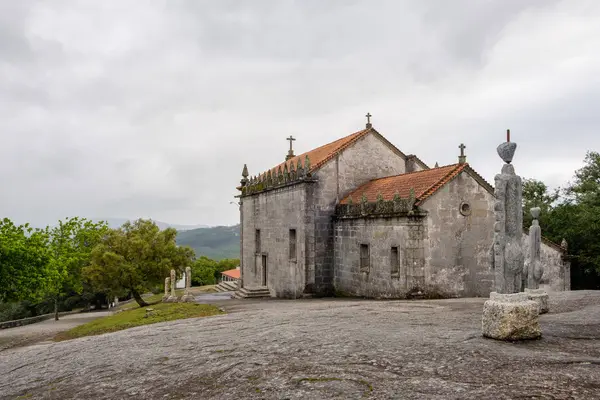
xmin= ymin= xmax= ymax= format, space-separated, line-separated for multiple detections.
xmin=524 ymin=207 xmax=549 ymax=313
xmin=180 ymin=266 xmax=195 ymax=303
xmin=483 ymin=130 xmax=541 ymax=340
xmin=492 ymin=130 xmax=524 ymax=294
xmin=162 ymin=277 xmax=170 ymax=302
xmin=166 ymin=269 xmax=178 ymax=302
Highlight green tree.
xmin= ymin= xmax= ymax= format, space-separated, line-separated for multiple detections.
xmin=84 ymin=219 xmax=195 ymax=307
xmin=191 ymin=256 xmax=218 ymax=286
xmin=45 ymin=217 xmax=109 ymax=320
xmin=0 ymin=219 xmax=50 ymax=303
xmin=522 ymin=178 xmax=558 ymax=228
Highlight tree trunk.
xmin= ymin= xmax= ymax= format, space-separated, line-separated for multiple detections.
xmin=54 ymin=297 xmax=59 ymax=321
xmin=131 ymin=289 xmax=149 ymax=307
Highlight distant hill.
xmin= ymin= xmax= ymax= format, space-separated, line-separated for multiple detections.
xmin=92 ymin=218 xmax=209 ymax=231
xmin=176 ymin=224 xmax=240 ymax=260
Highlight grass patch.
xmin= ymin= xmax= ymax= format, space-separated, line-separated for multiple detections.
xmin=116 ymin=285 xmax=218 ymax=311
xmin=54 ymin=302 xmax=224 ymax=341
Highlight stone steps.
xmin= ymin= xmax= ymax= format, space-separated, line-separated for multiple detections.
xmin=215 ymin=281 xmax=238 ymax=292
xmin=232 ymin=287 xmax=271 ymax=299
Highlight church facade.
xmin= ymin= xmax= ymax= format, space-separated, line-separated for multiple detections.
xmin=236 ymin=122 xmax=569 ymax=299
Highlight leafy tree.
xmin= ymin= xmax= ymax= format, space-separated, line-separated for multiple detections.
xmin=0 ymin=219 xmax=50 ymax=303
xmin=191 ymin=256 xmax=218 ymax=286
xmin=45 ymin=217 xmax=109 ymax=320
xmin=84 ymin=219 xmax=195 ymax=307
xmin=522 ymin=178 xmax=559 ymax=228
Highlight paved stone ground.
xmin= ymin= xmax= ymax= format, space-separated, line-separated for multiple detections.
xmin=0 ymin=291 xmax=599 ymax=400
xmin=0 ymin=311 xmax=110 ymax=352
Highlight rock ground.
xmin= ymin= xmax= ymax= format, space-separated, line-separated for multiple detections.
xmin=0 ymin=291 xmax=599 ymax=400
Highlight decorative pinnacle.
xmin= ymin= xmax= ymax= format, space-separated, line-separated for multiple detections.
xmin=240 ymin=164 xmax=249 ymax=186
xmin=458 ymin=143 xmax=467 ymax=164
xmin=286 ymin=135 xmax=296 ymax=161
xmin=434 ymin=162 xmax=439 ymax=168
xmin=365 ymin=112 xmax=372 ymax=128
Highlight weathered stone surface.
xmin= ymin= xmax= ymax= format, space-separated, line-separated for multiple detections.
xmin=496 ymin=141 xmax=517 ymax=163
xmin=482 ymin=292 xmax=541 ymax=340
xmin=1 ymin=291 xmax=599 ymax=399
xmin=525 ymin=288 xmax=549 ymax=314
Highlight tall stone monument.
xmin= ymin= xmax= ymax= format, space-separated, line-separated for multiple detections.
xmin=492 ymin=129 xmax=524 ymax=293
xmin=524 ymin=207 xmax=549 ymax=313
xmin=180 ymin=266 xmax=195 ymax=303
xmin=162 ymin=277 xmax=170 ymax=302
xmin=166 ymin=269 xmax=178 ymax=303
xmin=483 ymin=130 xmax=541 ymax=340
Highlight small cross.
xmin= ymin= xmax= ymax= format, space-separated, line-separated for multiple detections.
xmin=286 ymin=135 xmax=296 ymax=152
xmin=365 ymin=112 xmax=372 ymax=127
xmin=459 ymin=143 xmax=466 ymax=157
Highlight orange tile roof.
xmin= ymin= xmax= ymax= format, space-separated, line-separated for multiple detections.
xmin=259 ymin=127 xmax=372 ymax=179
xmin=340 ymin=163 xmax=469 ymax=205
xmin=221 ymin=269 xmax=240 ymax=279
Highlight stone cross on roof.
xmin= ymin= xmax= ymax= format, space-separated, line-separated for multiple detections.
xmin=365 ymin=112 xmax=372 ymax=128
xmin=286 ymin=135 xmax=296 ymax=161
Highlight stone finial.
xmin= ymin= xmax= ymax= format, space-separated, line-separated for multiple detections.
xmin=434 ymin=162 xmax=439 ymax=168
xmin=240 ymin=164 xmax=249 ymax=186
xmin=561 ymin=238 xmax=568 ymax=250
xmin=458 ymin=143 xmax=467 ymax=164
xmin=393 ymin=191 xmax=401 ymax=202
xmin=289 ymin=161 xmax=296 ymax=180
xmin=497 ymin=129 xmax=517 ymax=164
xmin=360 ymin=193 xmax=368 ymax=204
xmin=304 ymin=155 xmax=311 ymax=172
xmin=376 ymin=192 xmax=384 ymax=203
xmin=277 ymin=166 xmax=283 ymax=183
xmin=283 ymin=163 xmax=289 ymax=182
xmin=347 ymin=195 xmax=353 ymax=205
xmin=297 ymin=158 xmax=304 ymax=178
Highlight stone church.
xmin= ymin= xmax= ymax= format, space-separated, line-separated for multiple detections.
xmin=236 ymin=118 xmax=569 ymax=299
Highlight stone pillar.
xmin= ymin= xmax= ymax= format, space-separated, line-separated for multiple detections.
xmin=162 ymin=277 xmax=170 ymax=302
xmin=524 ymin=207 xmax=549 ymax=313
xmin=166 ymin=269 xmax=178 ymax=302
xmin=181 ymin=266 xmax=195 ymax=302
xmin=492 ymin=136 xmax=524 ymax=293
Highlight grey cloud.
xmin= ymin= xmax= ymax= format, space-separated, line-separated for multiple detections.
xmin=0 ymin=0 xmax=598 ymax=228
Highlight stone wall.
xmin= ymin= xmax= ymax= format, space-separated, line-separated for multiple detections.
xmin=311 ymin=132 xmax=406 ymax=294
xmin=240 ymin=181 xmax=315 ymax=298
xmin=420 ymin=171 xmax=496 ymax=297
xmin=333 ymin=216 xmax=426 ymax=298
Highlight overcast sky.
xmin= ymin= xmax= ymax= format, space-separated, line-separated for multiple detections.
xmin=1 ymin=0 xmax=599 ymax=228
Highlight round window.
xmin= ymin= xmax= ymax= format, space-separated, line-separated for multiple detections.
xmin=460 ymin=202 xmax=471 ymax=216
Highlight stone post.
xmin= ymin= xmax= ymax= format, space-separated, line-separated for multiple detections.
xmin=162 ymin=277 xmax=170 ymax=301
xmin=181 ymin=266 xmax=195 ymax=302
xmin=524 ymin=207 xmax=549 ymax=313
xmin=166 ymin=269 xmax=178 ymax=302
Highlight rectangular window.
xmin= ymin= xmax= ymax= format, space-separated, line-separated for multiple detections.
xmin=360 ymin=244 xmax=370 ymax=273
xmin=255 ymin=229 xmax=261 ymax=254
xmin=391 ymin=247 xmax=400 ymax=278
xmin=289 ymin=229 xmax=297 ymax=260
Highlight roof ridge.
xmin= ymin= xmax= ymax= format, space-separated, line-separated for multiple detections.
xmin=365 ymin=163 xmax=459 ymax=184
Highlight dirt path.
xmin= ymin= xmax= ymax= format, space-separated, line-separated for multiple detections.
xmin=0 ymin=291 xmax=599 ymax=399
xmin=0 ymin=311 xmax=110 ymax=352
